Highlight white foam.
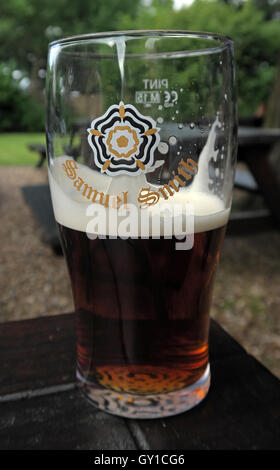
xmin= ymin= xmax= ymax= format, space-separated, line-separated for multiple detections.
xmin=48 ymin=156 xmax=229 ymax=236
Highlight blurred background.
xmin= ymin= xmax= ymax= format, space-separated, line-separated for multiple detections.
xmin=0 ymin=0 xmax=280 ymax=377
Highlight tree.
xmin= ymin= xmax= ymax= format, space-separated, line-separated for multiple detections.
xmin=119 ymin=0 xmax=280 ymax=116
xmin=1 ymin=0 xmax=279 ymax=130
xmin=0 ymin=62 xmax=44 ymax=131
xmin=0 ymin=0 xmax=142 ymax=85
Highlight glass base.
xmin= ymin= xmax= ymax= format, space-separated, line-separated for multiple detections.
xmin=77 ymin=364 xmax=210 ymax=419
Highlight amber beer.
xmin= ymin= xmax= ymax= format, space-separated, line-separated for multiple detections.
xmin=57 ymin=222 xmax=226 ymax=395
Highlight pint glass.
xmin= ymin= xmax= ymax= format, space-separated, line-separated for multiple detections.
xmin=46 ymin=31 xmax=237 ymax=418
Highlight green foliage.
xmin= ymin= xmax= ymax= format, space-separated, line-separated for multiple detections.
xmin=119 ymin=0 xmax=280 ymax=116
xmin=0 ymin=0 xmax=142 ymax=71
xmin=0 ymin=0 xmax=142 ymax=131
xmin=0 ymin=63 xmax=45 ymax=131
xmin=0 ymin=0 xmax=279 ymax=130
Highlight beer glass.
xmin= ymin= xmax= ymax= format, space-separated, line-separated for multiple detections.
xmin=46 ymin=31 xmax=237 ymax=418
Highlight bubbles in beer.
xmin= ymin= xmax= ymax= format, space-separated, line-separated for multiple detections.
xmin=169 ymin=136 xmax=177 ymax=145
xmin=199 ymin=123 xmax=205 ymax=134
xmin=158 ymin=141 xmax=169 ymax=154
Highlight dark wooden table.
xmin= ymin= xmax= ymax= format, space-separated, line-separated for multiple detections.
xmin=1 ymin=313 xmax=280 ymax=450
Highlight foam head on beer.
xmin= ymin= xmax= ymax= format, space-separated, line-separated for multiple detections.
xmin=48 ymin=115 xmax=230 ymax=240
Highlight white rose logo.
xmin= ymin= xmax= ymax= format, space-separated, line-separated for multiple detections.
xmin=87 ymin=102 xmax=160 ymax=176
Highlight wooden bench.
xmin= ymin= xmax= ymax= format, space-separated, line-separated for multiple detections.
xmin=237 ymin=127 xmax=280 ymax=228
xmin=21 ymin=184 xmax=62 ymax=255
xmin=28 ymin=143 xmax=46 ymax=168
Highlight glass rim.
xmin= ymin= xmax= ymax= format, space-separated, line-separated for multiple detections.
xmin=49 ymin=29 xmax=233 ymax=53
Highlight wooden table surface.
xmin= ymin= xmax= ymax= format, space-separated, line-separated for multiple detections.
xmin=0 ymin=313 xmax=279 ymax=450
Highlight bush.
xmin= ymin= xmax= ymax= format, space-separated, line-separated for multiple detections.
xmin=119 ymin=0 xmax=280 ymax=117
xmin=0 ymin=63 xmax=45 ymax=132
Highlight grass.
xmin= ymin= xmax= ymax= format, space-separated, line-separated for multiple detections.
xmin=0 ymin=133 xmax=45 ymax=166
